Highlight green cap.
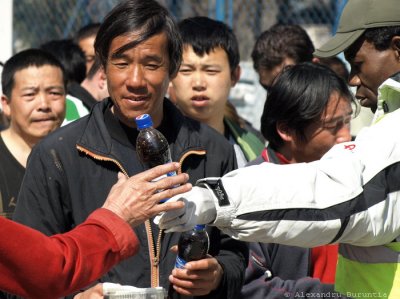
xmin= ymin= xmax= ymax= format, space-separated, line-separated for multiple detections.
xmin=314 ymin=0 xmax=400 ymax=58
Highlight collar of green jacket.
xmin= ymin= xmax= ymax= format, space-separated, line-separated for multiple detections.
xmin=375 ymin=72 xmax=400 ymax=123
xmin=224 ymin=117 xmax=265 ymax=161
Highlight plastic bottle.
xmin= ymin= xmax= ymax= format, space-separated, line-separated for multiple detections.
xmin=135 ymin=114 xmax=176 ymax=202
xmin=175 ymin=225 xmax=210 ymax=269
xmin=135 ymin=114 xmax=176 ymax=171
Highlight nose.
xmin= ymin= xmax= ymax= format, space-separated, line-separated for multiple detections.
xmin=37 ymin=92 xmax=51 ymax=111
xmin=336 ymin=122 xmax=352 ymax=144
xmin=126 ymin=64 xmax=146 ymax=90
xmin=348 ymin=69 xmax=361 ymax=88
xmin=192 ymin=71 xmax=206 ymax=91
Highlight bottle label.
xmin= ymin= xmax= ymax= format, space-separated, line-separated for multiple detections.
xmin=167 ymin=171 xmax=177 ymax=177
xmin=152 ymin=170 xmax=177 ymax=203
xmin=175 ymin=255 xmax=187 ymax=269
xmin=151 ymin=171 xmax=177 ymax=183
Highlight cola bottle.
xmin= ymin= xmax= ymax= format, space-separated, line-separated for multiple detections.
xmin=175 ymin=225 xmax=210 ymax=269
xmin=135 ymin=114 xmax=175 ymax=170
xmin=135 ymin=114 xmax=176 ymax=202
xmin=169 ymin=227 xmax=209 ymax=298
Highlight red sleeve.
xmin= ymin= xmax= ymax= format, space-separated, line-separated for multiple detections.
xmin=0 ymin=208 xmax=139 ymax=299
xmin=311 ymin=244 xmax=338 ymax=284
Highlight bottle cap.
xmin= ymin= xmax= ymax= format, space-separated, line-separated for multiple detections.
xmin=135 ymin=114 xmax=153 ymax=129
xmin=194 ymin=224 xmax=206 ymax=230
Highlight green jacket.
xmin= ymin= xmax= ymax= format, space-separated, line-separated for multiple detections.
xmin=224 ymin=117 xmax=265 ymax=162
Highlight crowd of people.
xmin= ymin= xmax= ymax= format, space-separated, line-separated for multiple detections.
xmin=0 ymin=0 xmax=399 ymax=298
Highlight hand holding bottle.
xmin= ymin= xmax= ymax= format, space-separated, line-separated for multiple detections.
xmin=102 ymin=163 xmax=191 ymax=227
xmin=135 ymin=114 xmax=178 ymax=202
xmin=169 ymin=254 xmax=223 ymax=297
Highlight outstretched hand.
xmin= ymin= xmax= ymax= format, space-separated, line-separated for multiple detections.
xmin=154 ymin=186 xmax=217 ymax=232
xmin=102 ymin=162 xmax=192 ymax=227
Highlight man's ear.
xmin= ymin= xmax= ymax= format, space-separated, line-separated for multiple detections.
xmin=276 ymin=121 xmax=293 ymax=142
xmin=98 ymin=69 xmax=107 ymax=90
xmin=312 ymin=57 xmax=321 ymax=64
xmin=1 ymin=94 xmax=11 ymax=118
xmin=231 ymin=65 xmax=241 ymax=87
xmin=167 ymin=82 xmax=177 ymax=104
xmin=391 ymin=36 xmax=400 ymax=59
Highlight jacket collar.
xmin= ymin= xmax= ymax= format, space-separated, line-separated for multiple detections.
xmin=76 ymin=98 xmax=206 ymax=162
xmin=374 ymin=72 xmax=400 ymax=124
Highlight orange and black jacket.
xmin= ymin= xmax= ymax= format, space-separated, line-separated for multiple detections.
xmin=13 ymin=98 xmax=248 ymax=299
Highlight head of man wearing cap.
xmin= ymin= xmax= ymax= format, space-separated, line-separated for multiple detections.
xmin=314 ymin=0 xmax=400 ymax=112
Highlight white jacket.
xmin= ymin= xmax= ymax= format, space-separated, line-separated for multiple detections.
xmin=209 ymin=90 xmax=400 ymax=247
xmin=156 ymin=77 xmax=400 ymax=296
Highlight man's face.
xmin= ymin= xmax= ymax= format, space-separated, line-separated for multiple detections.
xmin=287 ymin=92 xmax=352 ymax=163
xmin=257 ymin=57 xmax=295 ymax=91
xmin=1 ymin=65 xmax=66 ymax=145
xmin=78 ymin=35 xmax=96 ymax=74
xmin=171 ymin=46 xmax=238 ymax=126
xmin=105 ymin=32 xmax=170 ymax=128
xmin=345 ymin=39 xmax=400 ymax=112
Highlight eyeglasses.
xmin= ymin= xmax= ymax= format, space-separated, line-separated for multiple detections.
xmin=321 ymin=114 xmax=352 ymax=133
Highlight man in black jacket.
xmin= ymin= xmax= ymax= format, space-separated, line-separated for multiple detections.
xmin=13 ymin=1 xmax=248 ymax=298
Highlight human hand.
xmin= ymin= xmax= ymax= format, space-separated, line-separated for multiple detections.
xmin=102 ymin=162 xmax=192 ymax=227
xmin=169 ymin=255 xmax=223 ymax=296
xmin=73 ymin=283 xmax=103 ymax=298
xmin=154 ymin=185 xmax=217 ymax=232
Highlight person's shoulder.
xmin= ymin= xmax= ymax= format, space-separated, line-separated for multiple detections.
xmin=40 ymin=100 xmax=110 ymax=150
xmin=193 ymin=119 xmax=233 ymax=148
xmin=176 ymin=117 xmax=235 ymax=161
xmin=164 ymin=101 xmax=233 ymax=151
xmin=35 ymin=116 xmax=89 ymax=151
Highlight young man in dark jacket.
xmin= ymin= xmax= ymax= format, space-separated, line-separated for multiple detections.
xmin=243 ymin=63 xmax=354 ymax=298
xmin=169 ymin=17 xmax=265 ymax=168
xmin=13 ymin=1 xmax=247 ymax=298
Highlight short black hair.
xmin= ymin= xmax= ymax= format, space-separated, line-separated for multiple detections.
xmin=178 ymin=16 xmax=240 ymax=71
xmin=94 ymin=0 xmax=182 ymax=77
xmin=345 ymin=26 xmax=400 ymax=61
xmin=86 ymin=56 xmax=103 ymax=80
xmin=75 ymin=23 xmax=101 ymax=43
xmin=261 ymin=62 xmax=356 ymax=150
xmin=252 ymin=24 xmax=314 ymax=72
xmin=40 ymin=39 xmax=86 ymax=84
xmin=1 ymin=48 xmax=66 ymax=99
xmin=364 ymin=26 xmax=400 ymax=51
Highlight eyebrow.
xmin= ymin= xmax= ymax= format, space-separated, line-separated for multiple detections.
xmin=181 ymin=62 xmax=222 ymax=68
xmin=143 ymin=55 xmax=163 ymax=63
xmin=21 ymin=85 xmax=65 ymax=92
xmin=21 ymin=86 xmax=38 ymax=91
xmin=110 ymin=52 xmax=129 ymax=61
xmin=110 ymin=51 xmax=164 ymax=64
xmin=46 ymin=85 xmax=65 ymax=91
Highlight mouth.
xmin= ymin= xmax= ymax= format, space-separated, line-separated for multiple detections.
xmin=191 ymin=95 xmax=210 ymax=107
xmin=123 ymin=95 xmax=150 ymax=102
xmin=356 ymin=96 xmax=370 ymax=108
xmin=32 ymin=117 xmax=56 ymax=123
